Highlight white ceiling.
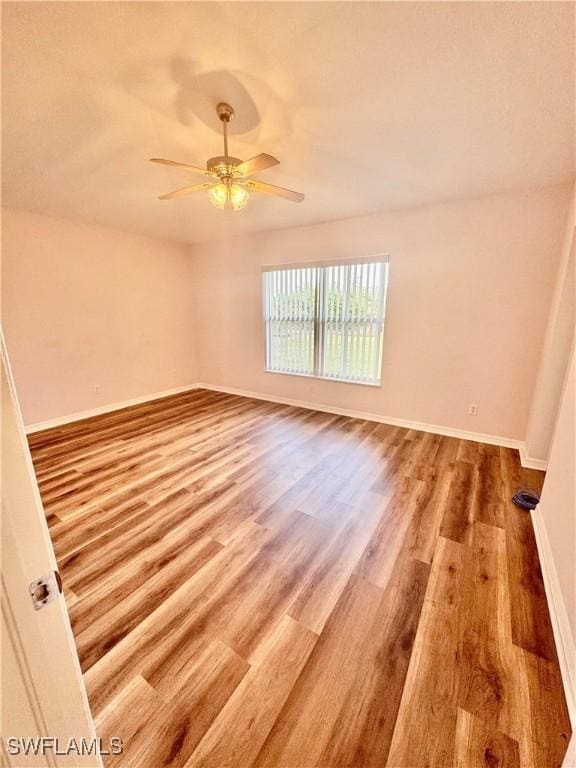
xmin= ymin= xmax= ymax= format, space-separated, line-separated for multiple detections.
xmin=3 ymin=1 xmax=574 ymax=245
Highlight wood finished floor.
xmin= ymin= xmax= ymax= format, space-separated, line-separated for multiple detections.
xmin=29 ymin=389 xmax=571 ymax=768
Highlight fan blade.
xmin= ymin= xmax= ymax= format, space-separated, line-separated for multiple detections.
xmin=235 ymin=153 xmax=280 ymax=177
xmin=245 ymin=180 xmax=304 ymax=203
xmin=150 ymin=158 xmax=215 ymax=177
xmin=158 ymin=182 xmax=214 ymax=200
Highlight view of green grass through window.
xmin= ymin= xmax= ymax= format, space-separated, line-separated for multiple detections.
xmin=263 ymin=259 xmax=388 ymax=384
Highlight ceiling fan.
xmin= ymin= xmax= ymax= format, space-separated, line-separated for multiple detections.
xmin=150 ymin=102 xmax=305 ymax=211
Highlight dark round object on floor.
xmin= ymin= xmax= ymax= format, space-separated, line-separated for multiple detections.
xmin=512 ymin=488 xmax=540 ymax=510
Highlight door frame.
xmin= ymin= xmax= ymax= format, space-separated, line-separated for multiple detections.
xmin=1 ymin=328 xmax=103 ymax=767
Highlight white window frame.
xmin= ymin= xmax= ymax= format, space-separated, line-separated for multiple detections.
xmin=262 ymin=256 xmax=389 ymax=387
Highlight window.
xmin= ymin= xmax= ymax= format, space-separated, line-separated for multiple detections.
xmin=263 ymin=258 xmax=388 ymax=385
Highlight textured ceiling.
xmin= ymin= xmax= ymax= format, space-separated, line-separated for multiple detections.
xmin=2 ymin=1 xmax=574 ymax=244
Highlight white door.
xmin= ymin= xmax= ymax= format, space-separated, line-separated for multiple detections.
xmin=1 ymin=330 xmax=103 ymax=767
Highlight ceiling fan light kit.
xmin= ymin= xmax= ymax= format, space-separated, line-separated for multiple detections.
xmin=150 ymin=102 xmax=305 ymax=211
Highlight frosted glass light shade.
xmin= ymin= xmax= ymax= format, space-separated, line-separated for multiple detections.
xmin=230 ymin=183 xmax=249 ymax=210
xmin=208 ymin=182 xmax=249 ymax=210
xmin=208 ymin=183 xmax=228 ymax=209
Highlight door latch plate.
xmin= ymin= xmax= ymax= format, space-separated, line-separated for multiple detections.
xmin=29 ymin=571 xmax=62 ymax=610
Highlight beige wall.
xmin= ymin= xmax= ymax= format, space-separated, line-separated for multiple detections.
xmin=192 ymin=184 xmax=571 ymax=441
xmin=2 ymin=184 xmax=571 ymax=440
xmin=525 ymin=184 xmax=575 ymax=462
xmin=2 ymin=209 xmax=197 ymax=426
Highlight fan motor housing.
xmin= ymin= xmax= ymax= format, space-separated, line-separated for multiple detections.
xmin=207 ymin=156 xmax=243 ymax=176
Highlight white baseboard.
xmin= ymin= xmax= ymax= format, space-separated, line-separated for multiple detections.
xmin=520 ymin=443 xmax=549 ymax=471
xmin=531 ymin=505 xmax=576 ymax=765
xmin=196 ymin=381 xmax=526 ymax=453
xmin=25 ymin=384 xmax=199 ymax=434
xmin=26 ymin=381 xmax=543 ymax=474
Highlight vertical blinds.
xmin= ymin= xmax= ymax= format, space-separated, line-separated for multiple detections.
xmin=264 ymin=260 xmax=387 ymax=384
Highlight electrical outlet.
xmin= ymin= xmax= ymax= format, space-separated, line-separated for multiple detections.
xmin=468 ymin=403 xmax=478 ymax=416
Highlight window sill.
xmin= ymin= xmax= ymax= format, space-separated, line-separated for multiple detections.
xmin=264 ymin=369 xmax=382 ymax=388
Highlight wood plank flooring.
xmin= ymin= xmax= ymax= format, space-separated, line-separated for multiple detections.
xmin=28 ymin=388 xmax=571 ymax=768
